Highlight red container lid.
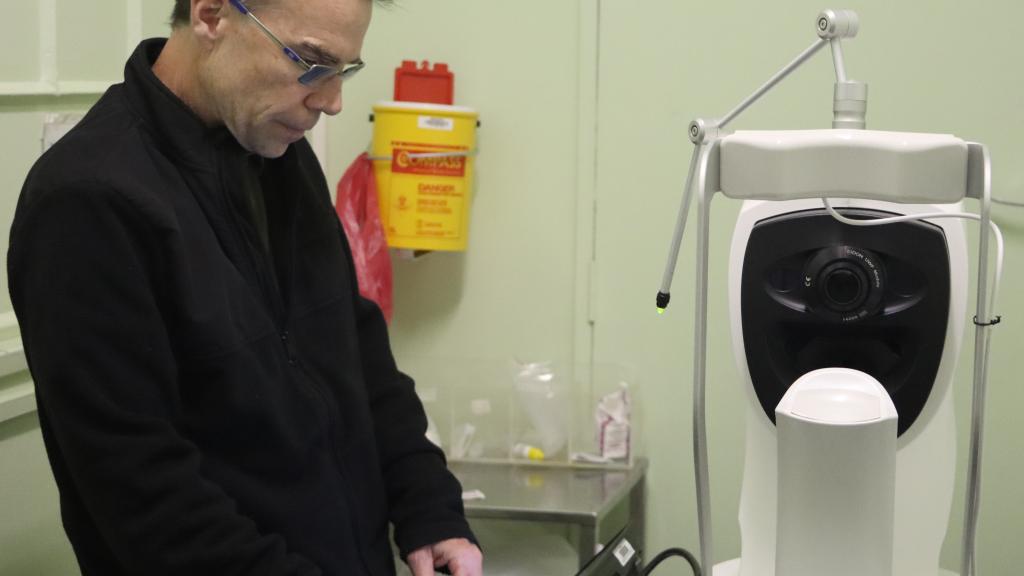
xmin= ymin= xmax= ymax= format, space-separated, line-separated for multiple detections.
xmin=394 ymin=60 xmax=454 ymax=105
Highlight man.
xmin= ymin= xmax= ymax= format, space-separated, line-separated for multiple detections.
xmin=7 ymin=0 xmax=481 ymax=574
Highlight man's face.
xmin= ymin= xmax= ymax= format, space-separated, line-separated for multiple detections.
xmin=199 ymin=0 xmax=372 ymax=158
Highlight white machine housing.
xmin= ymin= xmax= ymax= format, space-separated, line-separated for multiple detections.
xmin=717 ymin=196 xmax=968 ymax=576
xmin=776 ymin=368 xmax=898 ymax=576
xmin=655 ymin=11 xmax=995 ymax=576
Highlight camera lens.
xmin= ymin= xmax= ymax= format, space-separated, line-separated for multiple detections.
xmin=803 ymin=245 xmax=886 ymax=320
xmin=824 ymin=268 xmax=864 ymax=307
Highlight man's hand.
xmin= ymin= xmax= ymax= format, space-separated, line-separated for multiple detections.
xmin=406 ymin=538 xmax=482 ymax=576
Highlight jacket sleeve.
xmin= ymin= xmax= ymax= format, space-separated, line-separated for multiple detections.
xmin=347 ymin=266 xmax=477 ymax=558
xmin=8 ymin=183 xmax=321 ymax=576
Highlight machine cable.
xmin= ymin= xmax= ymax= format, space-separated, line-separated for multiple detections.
xmin=992 ymin=196 xmax=1024 ymax=208
xmin=640 ymin=546 xmax=702 ymax=576
xmin=820 ymin=198 xmax=1005 ymax=319
xmin=822 ymin=197 xmax=1004 ymax=576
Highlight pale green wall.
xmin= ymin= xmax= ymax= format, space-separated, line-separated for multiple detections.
xmin=2 ymin=1 xmax=1022 ymax=575
xmin=0 ymin=407 xmax=80 ymax=576
xmin=56 ymin=0 xmax=127 ymax=82
xmin=3 ymin=3 xmax=41 ymax=80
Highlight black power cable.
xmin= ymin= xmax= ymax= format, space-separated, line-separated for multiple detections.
xmin=641 ymin=547 xmax=701 ymax=576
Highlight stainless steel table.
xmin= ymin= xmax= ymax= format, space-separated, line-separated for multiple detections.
xmin=450 ymin=458 xmax=647 ymax=570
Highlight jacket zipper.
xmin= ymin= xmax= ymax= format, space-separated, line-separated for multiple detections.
xmin=221 ymin=156 xmax=378 ymax=575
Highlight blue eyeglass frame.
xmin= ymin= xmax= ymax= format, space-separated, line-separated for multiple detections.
xmin=228 ymin=0 xmax=365 ymax=86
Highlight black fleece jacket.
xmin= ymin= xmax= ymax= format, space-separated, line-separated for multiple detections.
xmin=7 ymin=39 xmax=473 ymax=576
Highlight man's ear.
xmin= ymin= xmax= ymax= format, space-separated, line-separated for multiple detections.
xmin=190 ymin=0 xmax=227 ymax=41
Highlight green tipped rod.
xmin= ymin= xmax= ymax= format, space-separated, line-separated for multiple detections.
xmin=656 ymin=144 xmax=703 ymax=311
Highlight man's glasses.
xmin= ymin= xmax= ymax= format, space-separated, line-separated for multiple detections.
xmin=229 ymin=0 xmax=365 ymax=86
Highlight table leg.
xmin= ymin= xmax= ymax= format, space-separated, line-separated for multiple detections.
xmin=629 ymin=477 xmax=646 ymax=561
xmin=578 ymin=525 xmax=597 ymax=570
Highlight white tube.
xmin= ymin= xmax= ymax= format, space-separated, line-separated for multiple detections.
xmin=830 ymin=38 xmax=848 ymax=83
xmin=962 ymin=146 xmax=995 ymax=576
xmin=658 ymin=144 xmax=703 ymax=297
xmin=692 ymin=145 xmax=715 ymax=573
xmin=719 ymin=39 xmax=827 ymax=129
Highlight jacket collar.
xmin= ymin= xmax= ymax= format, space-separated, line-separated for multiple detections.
xmin=122 ymin=38 xmax=241 ymax=172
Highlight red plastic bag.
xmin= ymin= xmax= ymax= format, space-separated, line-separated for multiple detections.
xmin=335 ymin=153 xmax=393 ymax=323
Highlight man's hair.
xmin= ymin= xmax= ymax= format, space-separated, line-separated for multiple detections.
xmin=170 ymin=0 xmax=391 ymax=29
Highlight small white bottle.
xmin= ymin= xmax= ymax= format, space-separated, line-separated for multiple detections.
xmin=511 ymin=443 xmax=545 ymax=461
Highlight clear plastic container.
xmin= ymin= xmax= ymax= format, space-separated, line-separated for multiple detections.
xmin=408 ymin=357 xmax=638 ymax=468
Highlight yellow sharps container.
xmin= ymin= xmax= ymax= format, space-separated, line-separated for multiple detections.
xmin=371 ymin=101 xmax=479 ymax=251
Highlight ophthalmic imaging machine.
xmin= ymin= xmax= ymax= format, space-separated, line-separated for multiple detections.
xmin=637 ymin=9 xmax=1004 ymax=576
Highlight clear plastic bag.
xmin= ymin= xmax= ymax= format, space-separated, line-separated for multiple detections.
xmin=512 ymin=361 xmax=569 ymax=458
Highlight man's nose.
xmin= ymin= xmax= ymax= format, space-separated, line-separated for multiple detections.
xmin=306 ymin=80 xmax=343 ymax=116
